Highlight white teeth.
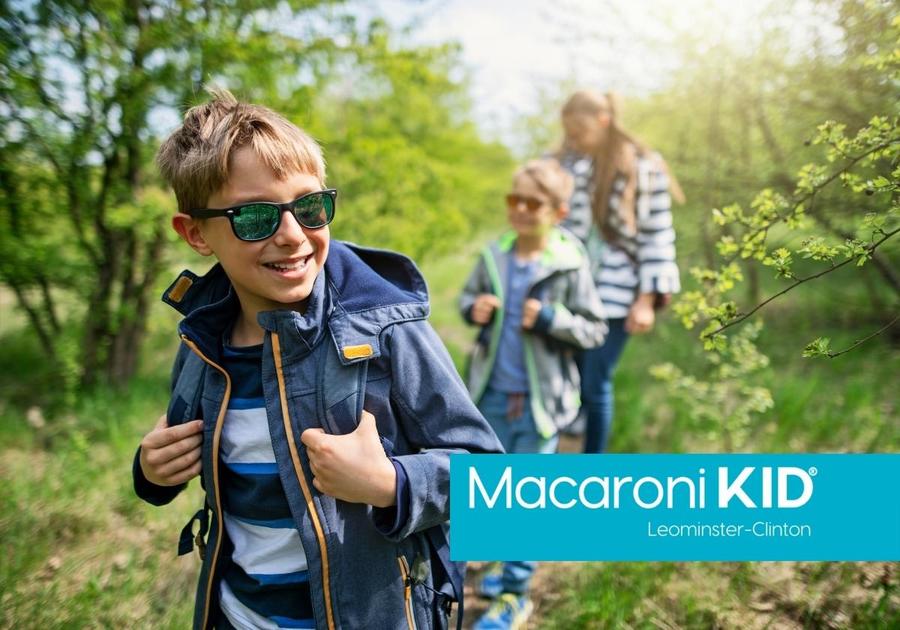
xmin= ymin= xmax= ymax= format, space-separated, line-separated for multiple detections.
xmin=265 ymin=257 xmax=309 ymax=272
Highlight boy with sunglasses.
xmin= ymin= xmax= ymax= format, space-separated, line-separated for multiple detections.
xmin=133 ymin=89 xmax=502 ymax=630
xmin=459 ymin=159 xmax=606 ymax=630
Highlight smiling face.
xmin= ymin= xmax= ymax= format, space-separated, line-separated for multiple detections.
xmin=175 ymin=147 xmax=330 ymax=322
xmin=506 ymin=172 xmax=564 ymax=239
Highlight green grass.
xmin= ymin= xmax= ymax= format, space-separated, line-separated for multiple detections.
xmin=537 ymin=560 xmax=899 ymax=629
xmin=1 ymin=237 xmax=897 ymax=628
xmin=0 ymin=327 xmax=198 ymax=628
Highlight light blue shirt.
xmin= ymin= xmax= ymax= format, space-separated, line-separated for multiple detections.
xmin=488 ymin=254 xmax=536 ymax=393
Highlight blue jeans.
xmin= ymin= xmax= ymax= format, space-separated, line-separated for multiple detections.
xmin=477 ymin=387 xmax=558 ymax=594
xmin=577 ymin=318 xmax=629 ymax=454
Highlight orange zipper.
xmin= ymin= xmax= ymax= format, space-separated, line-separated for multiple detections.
xmin=397 ymin=556 xmax=418 ymax=630
xmin=271 ymin=332 xmax=336 ymax=630
xmin=180 ymin=336 xmax=231 ymax=630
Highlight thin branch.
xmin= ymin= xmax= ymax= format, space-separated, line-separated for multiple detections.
xmin=826 ymin=313 xmax=900 ymax=358
xmin=1 ymin=275 xmax=58 ymax=362
xmin=706 ymin=226 xmax=900 ymax=337
xmin=37 ymin=275 xmax=61 ymax=333
xmin=76 ymin=8 xmax=97 ymax=127
xmin=3 ymin=106 xmax=65 ymax=176
xmin=721 ymin=139 xmax=898 ymax=266
xmin=811 ymin=211 xmax=900 ymax=295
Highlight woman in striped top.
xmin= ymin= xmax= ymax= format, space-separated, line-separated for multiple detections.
xmin=557 ymin=89 xmax=684 ymax=454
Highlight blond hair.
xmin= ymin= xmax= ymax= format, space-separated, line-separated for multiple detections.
xmin=513 ymin=158 xmax=574 ymax=208
xmin=561 ymin=89 xmax=684 ymax=239
xmin=157 ymin=88 xmax=326 ymax=212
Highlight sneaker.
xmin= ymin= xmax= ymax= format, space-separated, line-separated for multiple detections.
xmin=472 ymin=592 xmax=534 ymax=630
xmin=477 ymin=562 xmax=504 ymax=599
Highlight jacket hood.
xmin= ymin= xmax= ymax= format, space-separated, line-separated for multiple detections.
xmin=162 ymin=240 xmax=430 ymax=364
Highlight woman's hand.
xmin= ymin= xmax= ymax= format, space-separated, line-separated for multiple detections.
xmin=625 ymin=293 xmax=656 ymax=334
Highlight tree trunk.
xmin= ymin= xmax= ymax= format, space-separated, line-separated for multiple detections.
xmin=80 ymin=253 xmax=117 ymax=388
xmin=702 ymin=50 xmax=724 ymax=268
xmin=6 ymin=279 xmax=58 ymax=363
xmin=741 ymin=86 xmax=760 ymax=305
xmin=108 ymin=226 xmax=165 ymax=386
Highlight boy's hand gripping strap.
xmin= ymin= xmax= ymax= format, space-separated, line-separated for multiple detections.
xmin=318 ymin=340 xmax=465 ymax=629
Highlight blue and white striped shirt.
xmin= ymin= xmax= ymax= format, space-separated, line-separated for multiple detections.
xmin=218 ymin=343 xmax=315 ymax=630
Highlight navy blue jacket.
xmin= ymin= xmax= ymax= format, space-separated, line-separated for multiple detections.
xmin=134 ymin=241 xmax=503 ymax=630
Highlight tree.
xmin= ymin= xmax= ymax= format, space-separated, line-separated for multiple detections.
xmin=0 ymin=1 xmax=513 ymax=394
xmin=302 ymin=19 xmax=514 ymax=261
xmin=651 ymin=1 xmax=899 ymax=448
xmin=670 ymin=1 xmax=899 ymax=356
xmin=524 ymin=0 xmax=898 ymax=448
xmin=0 ymin=0 xmax=349 ymax=387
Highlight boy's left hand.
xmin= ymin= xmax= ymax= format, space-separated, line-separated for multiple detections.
xmin=300 ymin=411 xmax=397 ymax=508
xmin=521 ymin=298 xmax=543 ymax=329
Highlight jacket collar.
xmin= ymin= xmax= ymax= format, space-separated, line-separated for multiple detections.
xmin=161 ymin=240 xmax=430 ymax=364
xmin=322 ymin=241 xmax=429 ymax=365
xmin=489 ymin=227 xmax=587 ymax=281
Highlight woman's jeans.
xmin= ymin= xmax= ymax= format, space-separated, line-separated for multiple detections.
xmin=577 ymin=318 xmax=629 ymax=454
xmin=478 ymin=387 xmax=557 ymax=595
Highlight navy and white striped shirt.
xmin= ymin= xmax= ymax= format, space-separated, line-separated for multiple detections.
xmin=218 ymin=343 xmax=315 ymax=630
xmin=559 ymin=151 xmax=681 ymax=318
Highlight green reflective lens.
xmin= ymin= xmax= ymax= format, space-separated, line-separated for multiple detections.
xmin=232 ymin=204 xmax=280 ymax=241
xmin=294 ymin=192 xmax=334 ymax=228
xmin=219 ymin=190 xmax=336 ymax=241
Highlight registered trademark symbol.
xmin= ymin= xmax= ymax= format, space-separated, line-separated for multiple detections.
xmin=808 ymin=467 xmax=818 ymax=476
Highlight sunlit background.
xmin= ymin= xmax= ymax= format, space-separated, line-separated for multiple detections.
xmin=382 ymin=0 xmax=852 ymax=150
xmin=1 ymin=0 xmax=897 ymax=627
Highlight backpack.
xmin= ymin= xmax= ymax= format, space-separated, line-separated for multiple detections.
xmin=170 ymin=338 xmax=465 ymax=630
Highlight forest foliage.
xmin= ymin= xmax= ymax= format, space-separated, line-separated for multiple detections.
xmin=0 ymin=2 xmax=896 ymax=624
xmin=0 ymin=0 xmax=896 ymax=413
xmin=637 ymin=0 xmax=899 ymax=448
xmin=505 ymin=0 xmax=897 ymax=449
xmin=0 ymin=1 xmax=512 ymax=392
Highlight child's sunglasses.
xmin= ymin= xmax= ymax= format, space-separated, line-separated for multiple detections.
xmin=505 ymin=193 xmax=549 ymax=212
xmin=187 ymin=189 xmax=337 ymax=241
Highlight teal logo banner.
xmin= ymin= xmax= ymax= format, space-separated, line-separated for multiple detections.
xmin=449 ymin=454 xmax=900 ymax=561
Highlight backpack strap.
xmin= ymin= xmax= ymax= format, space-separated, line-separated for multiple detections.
xmin=178 ymin=505 xmax=210 ymax=558
xmin=169 ymin=343 xmax=210 ymax=557
xmin=167 ymin=344 xmax=207 ymax=426
xmin=426 ymin=525 xmax=466 ymax=630
xmin=317 ymin=337 xmax=465 ymax=629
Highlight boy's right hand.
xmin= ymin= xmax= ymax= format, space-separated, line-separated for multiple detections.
xmin=139 ymin=414 xmax=204 ymax=487
xmin=471 ymin=294 xmax=501 ymax=325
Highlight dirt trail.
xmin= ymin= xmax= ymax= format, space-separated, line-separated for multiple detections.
xmin=456 ymin=433 xmax=584 ymax=628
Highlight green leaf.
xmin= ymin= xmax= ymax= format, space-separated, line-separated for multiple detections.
xmin=802 ymin=337 xmax=832 ymax=358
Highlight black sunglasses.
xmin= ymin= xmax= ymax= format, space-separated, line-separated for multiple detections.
xmin=188 ymin=189 xmax=337 ymax=241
